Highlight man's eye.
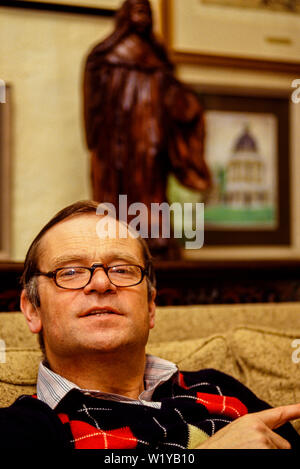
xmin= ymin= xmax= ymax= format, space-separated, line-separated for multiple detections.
xmin=60 ymin=269 xmax=77 ymax=277
xmin=110 ymin=266 xmax=138 ymax=276
xmin=59 ymin=268 xmax=87 ymax=278
xmin=112 ymin=267 xmax=129 ymax=274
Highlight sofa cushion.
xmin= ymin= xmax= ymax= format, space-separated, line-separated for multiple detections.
xmin=150 ymin=303 xmax=300 ymax=343
xmin=0 ymin=348 xmax=42 ymax=407
xmin=230 ymin=326 xmax=300 ymax=432
xmin=0 ymin=349 xmax=42 ymax=384
xmin=146 ymin=334 xmax=237 ymax=377
xmin=0 ymin=312 xmax=38 ymax=348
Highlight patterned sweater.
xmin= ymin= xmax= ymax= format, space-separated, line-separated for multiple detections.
xmin=1 ymin=368 xmax=300 ymax=449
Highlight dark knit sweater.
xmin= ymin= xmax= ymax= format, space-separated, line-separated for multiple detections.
xmin=0 ymin=369 xmax=299 ymax=449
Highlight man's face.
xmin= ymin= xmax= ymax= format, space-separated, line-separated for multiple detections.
xmin=23 ymin=214 xmax=155 ymax=363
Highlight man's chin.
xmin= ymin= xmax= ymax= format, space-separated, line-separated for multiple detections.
xmin=75 ymin=334 xmax=138 ymax=355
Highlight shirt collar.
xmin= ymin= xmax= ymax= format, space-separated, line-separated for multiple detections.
xmin=36 ymin=354 xmax=178 ymax=410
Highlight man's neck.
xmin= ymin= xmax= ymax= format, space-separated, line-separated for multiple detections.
xmin=46 ymin=349 xmax=147 ymax=400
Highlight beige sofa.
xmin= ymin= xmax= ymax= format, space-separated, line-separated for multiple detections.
xmin=1 ymin=302 xmax=300 ymax=433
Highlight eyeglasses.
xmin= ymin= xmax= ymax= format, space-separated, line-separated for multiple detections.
xmin=34 ymin=263 xmax=148 ymax=290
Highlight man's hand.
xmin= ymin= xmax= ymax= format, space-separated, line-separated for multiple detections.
xmin=197 ymin=403 xmax=300 ymax=449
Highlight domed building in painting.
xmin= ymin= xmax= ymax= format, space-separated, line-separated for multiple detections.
xmin=225 ymin=125 xmax=269 ymax=208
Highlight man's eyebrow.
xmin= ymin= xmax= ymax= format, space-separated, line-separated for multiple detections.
xmin=104 ymin=252 xmax=143 ymax=266
xmin=50 ymin=254 xmax=87 ymax=269
xmin=50 ymin=252 xmax=142 ymax=269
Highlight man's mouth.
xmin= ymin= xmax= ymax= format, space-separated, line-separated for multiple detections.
xmin=81 ymin=307 xmax=121 ymax=317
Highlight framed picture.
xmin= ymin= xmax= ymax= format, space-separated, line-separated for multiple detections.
xmin=164 ymin=0 xmax=300 ymax=72
xmin=167 ymin=91 xmax=290 ymax=246
xmin=0 ymin=84 xmax=11 ymax=259
xmin=202 ymin=0 xmax=300 ymax=12
xmin=0 ymin=0 xmax=121 ymax=12
xmin=16 ymin=0 xmax=121 ymax=7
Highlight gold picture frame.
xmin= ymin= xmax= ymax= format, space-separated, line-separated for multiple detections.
xmin=168 ymin=89 xmax=290 ymax=247
xmin=163 ymin=0 xmax=300 ymax=73
xmin=5 ymin=0 xmax=121 ymax=8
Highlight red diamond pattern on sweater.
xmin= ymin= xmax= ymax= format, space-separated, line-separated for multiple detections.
xmin=58 ymin=413 xmax=138 ymax=449
xmin=196 ymin=392 xmax=248 ymax=420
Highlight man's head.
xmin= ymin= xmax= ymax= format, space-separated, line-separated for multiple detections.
xmin=20 ymin=200 xmax=156 ymax=364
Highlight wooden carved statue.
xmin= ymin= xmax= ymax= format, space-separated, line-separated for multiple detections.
xmin=83 ymin=0 xmax=211 ymax=253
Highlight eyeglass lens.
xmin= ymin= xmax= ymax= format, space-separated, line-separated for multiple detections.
xmin=55 ymin=265 xmax=142 ymax=288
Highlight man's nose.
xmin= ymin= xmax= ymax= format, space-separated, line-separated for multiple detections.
xmin=83 ymin=267 xmax=117 ymax=294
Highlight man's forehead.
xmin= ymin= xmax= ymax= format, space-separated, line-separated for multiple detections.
xmin=38 ymin=214 xmax=144 ymax=266
xmin=42 ymin=213 xmax=129 ymax=237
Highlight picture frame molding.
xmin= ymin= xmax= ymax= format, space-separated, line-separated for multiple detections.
xmin=162 ymin=0 xmax=300 ymax=73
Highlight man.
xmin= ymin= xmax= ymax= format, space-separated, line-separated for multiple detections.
xmin=1 ymin=200 xmax=300 ymax=449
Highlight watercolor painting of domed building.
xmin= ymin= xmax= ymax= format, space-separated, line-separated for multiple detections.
xmin=203 ymin=111 xmax=277 ymax=229
xmin=167 ymin=109 xmax=278 ymax=232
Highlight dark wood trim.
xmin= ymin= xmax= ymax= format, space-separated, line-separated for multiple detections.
xmin=3 ymin=258 xmax=300 ymax=271
xmin=1 ymin=259 xmax=300 ymax=308
xmin=153 ymin=258 xmax=300 ymax=274
xmin=153 ymin=258 xmax=300 ymax=305
xmin=0 ymin=0 xmax=116 ymax=16
xmin=3 ymin=258 xmax=300 ymax=269
xmin=0 ymin=261 xmax=23 ymax=272
xmin=4 ymin=258 xmax=300 ymax=280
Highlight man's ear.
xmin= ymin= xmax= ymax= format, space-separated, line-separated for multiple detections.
xmin=148 ymin=287 xmax=156 ymax=330
xmin=20 ymin=289 xmax=42 ymax=334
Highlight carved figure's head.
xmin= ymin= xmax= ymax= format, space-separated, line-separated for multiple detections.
xmin=116 ymin=0 xmax=153 ymax=36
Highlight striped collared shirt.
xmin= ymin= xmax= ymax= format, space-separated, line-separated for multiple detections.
xmin=36 ymin=354 xmax=178 ymax=410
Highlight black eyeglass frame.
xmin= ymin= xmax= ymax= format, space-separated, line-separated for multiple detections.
xmin=34 ymin=263 xmax=149 ymax=290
